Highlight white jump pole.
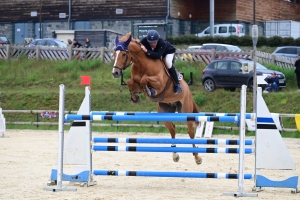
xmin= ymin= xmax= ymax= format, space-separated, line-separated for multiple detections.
xmin=44 ymin=84 xmax=76 ymax=192
xmin=224 ymin=85 xmax=258 ymax=197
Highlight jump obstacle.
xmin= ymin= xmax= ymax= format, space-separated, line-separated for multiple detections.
xmin=0 ymin=108 xmax=7 ymax=138
xmin=44 ymin=84 xmax=299 ymax=196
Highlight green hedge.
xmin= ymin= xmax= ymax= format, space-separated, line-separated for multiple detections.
xmin=167 ymin=35 xmax=300 ymax=47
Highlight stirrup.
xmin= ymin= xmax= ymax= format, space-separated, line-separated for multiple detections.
xmin=174 ymin=84 xmax=182 ymax=94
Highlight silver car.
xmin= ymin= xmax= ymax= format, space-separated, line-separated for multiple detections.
xmin=272 ymin=46 xmax=300 ymax=58
xmin=25 ymin=38 xmax=67 ymax=48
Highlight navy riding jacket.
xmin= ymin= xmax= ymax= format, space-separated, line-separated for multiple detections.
xmin=140 ymin=38 xmax=176 ymax=59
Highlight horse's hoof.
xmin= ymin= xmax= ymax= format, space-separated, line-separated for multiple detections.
xmin=173 ymin=153 xmax=180 ymax=162
xmin=131 ymin=95 xmax=140 ymax=104
xmin=195 ymin=157 xmax=202 ymax=165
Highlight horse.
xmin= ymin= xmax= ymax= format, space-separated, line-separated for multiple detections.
xmin=111 ymin=32 xmax=202 ymax=165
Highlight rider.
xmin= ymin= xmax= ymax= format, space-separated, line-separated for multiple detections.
xmin=140 ymin=30 xmax=182 ymax=94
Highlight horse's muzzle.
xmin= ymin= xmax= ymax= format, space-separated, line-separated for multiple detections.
xmin=112 ymin=66 xmax=122 ymax=78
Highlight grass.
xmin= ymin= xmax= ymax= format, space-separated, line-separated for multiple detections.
xmin=0 ymin=55 xmax=299 ymax=138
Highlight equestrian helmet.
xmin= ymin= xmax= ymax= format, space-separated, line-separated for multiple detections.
xmin=147 ymin=30 xmax=160 ymax=43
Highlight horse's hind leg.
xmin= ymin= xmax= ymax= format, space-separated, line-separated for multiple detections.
xmin=187 ymin=121 xmax=202 ymax=165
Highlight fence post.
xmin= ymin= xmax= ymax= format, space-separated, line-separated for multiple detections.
xmin=211 ymin=49 xmax=216 ymax=60
xmin=6 ymin=44 xmax=10 ymax=60
xmin=271 ymin=54 xmax=276 ymax=65
xmin=67 ymin=45 xmax=73 ymax=61
xmin=100 ymin=47 xmax=105 ymax=63
xmin=36 ymin=46 xmax=40 ymax=60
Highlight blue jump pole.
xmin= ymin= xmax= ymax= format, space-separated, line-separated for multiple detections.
xmin=65 ymin=114 xmax=239 ymax=122
xmin=93 ymin=170 xmax=254 ymax=179
xmin=93 ymin=137 xmax=255 ymax=145
xmin=90 ymin=111 xmax=253 ymax=119
xmin=92 ymin=146 xmax=254 ymax=154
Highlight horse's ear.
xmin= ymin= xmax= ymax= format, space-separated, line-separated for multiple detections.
xmin=124 ymin=35 xmax=131 ymax=47
xmin=115 ymin=35 xmax=119 ymax=45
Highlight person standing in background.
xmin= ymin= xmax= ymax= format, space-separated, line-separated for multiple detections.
xmin=84 ymin=38 xmax=92 ymax=47
xmin=295 ymin=54 xmax=300 ymax=91
xmin=67 ymin=39 xmax=72 ymax=46
xmin=72 ymin=38 xmax=82 ymax=47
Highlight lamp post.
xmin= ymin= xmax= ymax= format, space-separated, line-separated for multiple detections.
xmin=252 ymin=25 xmax=258 ymax=114
xmin=39 ymin=0 xmax=42 ymax=38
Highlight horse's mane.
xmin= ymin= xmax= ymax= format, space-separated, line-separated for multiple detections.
xmin=119 ymin=32 xmax=140 ymax=43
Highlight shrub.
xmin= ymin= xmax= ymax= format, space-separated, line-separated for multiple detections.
xmin=257 ymin=36 xmax=268 ymax=47
xmin=293 ymin=38 xmax=300 ymax=46
xmin=282 ymin=37 xmax=294 ymax=46
xmin=212 ymin=36 xmax=225 ymax=44
xmin=239 ymin=35 xmax=253 ymax=46
xmin=267 ymin=36 xmax=283 ymax=47
xmin=224 ymin=35 xmax=240 ymax=45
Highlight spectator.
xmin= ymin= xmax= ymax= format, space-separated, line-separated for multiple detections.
xmin=84 ymin=38 xmax=92 ymax=59
xmin=67 ymin=39 xmax=72 ymax=46
xmin=294 ymin=54 xmax=300 ymax=92
xmin=84 ymin=38 xmax=92 ymax=48
xmin=72 ymin=38 xmax=82 ymax=47
xmin=263 ymin=72 xmax=279 ymax=93
xmin=72 ymin=38 xmax=83 ymax=59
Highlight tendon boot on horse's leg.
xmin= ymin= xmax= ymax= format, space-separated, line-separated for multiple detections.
xmin=193 ymin=152 xmax=202 ymax=165
xmin=168 ymin=65 xmax=182 ymax=94
xmin=171 ymin=144 xmax=180 ymax=162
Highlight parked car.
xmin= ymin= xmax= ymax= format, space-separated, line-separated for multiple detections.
xmin=186 ymin=45 xmax=202 ymax=51
xmin=272 ymin=46 xmax=300 ymax=58
xmin=201 ymin=58 xmax=286 ymax=92
xmin=25 ymin=38 xmax=68 ymax=59
xmin=24 ymin=38 xmax=67 ymax=48
xmin=0 ymin=34 xmax=10 ymax=45
xmin=181 ymin=45 xmax=203 ymax=60
xmin=200 ymin=43 xmax=242 ymax=52
xmin=195 ymin=24 xmax=245 ymax=37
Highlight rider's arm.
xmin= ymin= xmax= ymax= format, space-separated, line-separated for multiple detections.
xmin=141 ymin=39 xmax=167 ymax=59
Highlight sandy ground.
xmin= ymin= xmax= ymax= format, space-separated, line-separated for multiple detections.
xmin=0 ymin=130 xmax=299 ymax=200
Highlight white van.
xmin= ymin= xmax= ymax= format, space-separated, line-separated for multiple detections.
xmin=195 ymin=24 xmax=245 ymax=37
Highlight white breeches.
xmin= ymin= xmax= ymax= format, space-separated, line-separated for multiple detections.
xmin=165 ymin=53 xmax=174 ymax=69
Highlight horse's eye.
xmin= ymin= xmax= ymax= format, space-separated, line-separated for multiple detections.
xmin=122 ymin=53 xmax=127 ymax=57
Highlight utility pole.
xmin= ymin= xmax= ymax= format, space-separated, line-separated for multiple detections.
xmin=39 ymin=0 xmax=42 ymax=38
xmin=253 ymin=0 xmax=256 ymax=25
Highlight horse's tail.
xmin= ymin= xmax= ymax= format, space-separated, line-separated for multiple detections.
xmin=192 ymin=100 xmax=200 ymax=113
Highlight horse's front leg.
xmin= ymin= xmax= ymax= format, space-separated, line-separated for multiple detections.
xmin=126 ymin=78 xmax=142 ymax=104
xmin=140 ymin=75 xmax=160 ymax=97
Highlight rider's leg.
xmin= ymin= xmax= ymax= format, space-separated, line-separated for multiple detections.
xmin=165 ymin=54 xmax=182 ymax=94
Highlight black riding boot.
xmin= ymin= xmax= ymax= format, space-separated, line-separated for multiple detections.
xmin=168 ymin=65 xmax=182 ymax=94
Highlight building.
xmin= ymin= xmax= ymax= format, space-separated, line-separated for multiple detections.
xmin=0 ymin=0 xmax=299 ymax=44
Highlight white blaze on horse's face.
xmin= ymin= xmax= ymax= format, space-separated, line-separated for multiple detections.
xmin=112 ymin=50 xmax=121 ymax=78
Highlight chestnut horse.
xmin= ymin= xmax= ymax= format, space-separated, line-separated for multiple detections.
xmin=112 ymin=33 xmax=202 ymax=165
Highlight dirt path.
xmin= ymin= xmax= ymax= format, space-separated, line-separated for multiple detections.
xmin=0 ymin=130 xmax=299 ymax=200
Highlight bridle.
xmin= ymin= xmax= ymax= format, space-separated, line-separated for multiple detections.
xmin=113 ymin=42 xmax=143 ymax=71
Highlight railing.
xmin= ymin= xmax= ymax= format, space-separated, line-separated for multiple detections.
xmin=1 ymin=110 xmax=298 ymax=132
xmin=0 ymin=45 xmax=296 ymax=68
xmin=0 ymin=45 xmax=115 ymax=63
